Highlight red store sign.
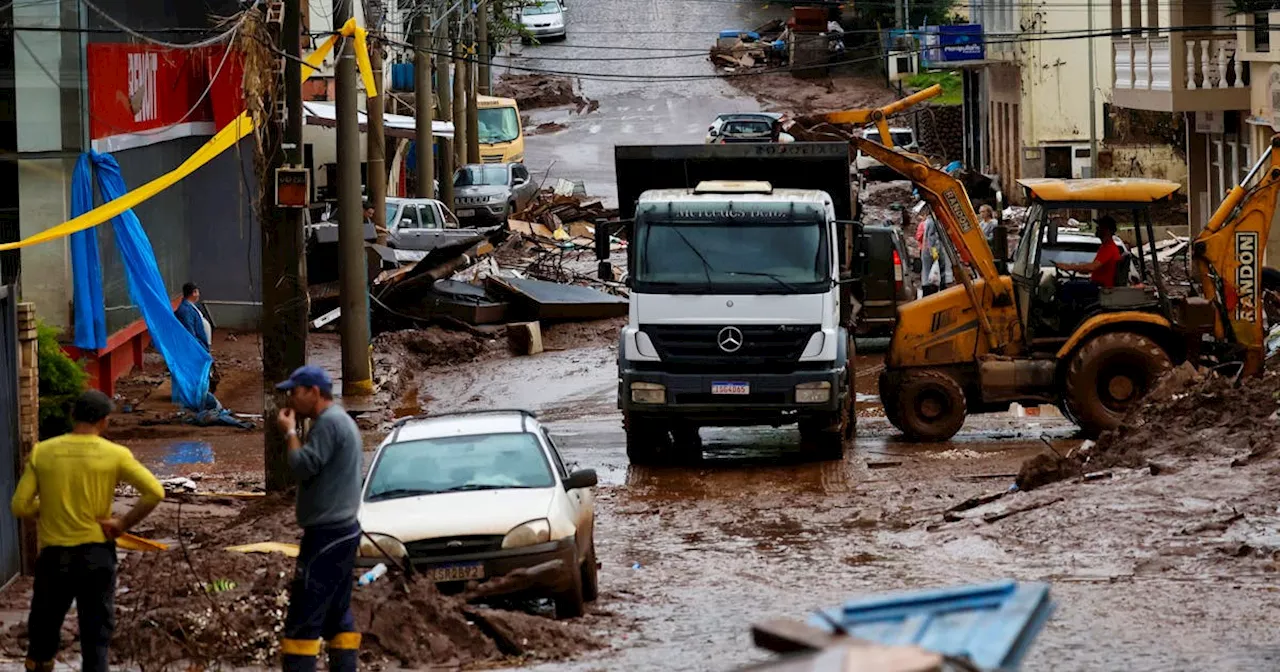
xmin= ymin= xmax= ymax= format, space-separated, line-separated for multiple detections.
xmin=87 ymin=43 xmax=245 ymax=142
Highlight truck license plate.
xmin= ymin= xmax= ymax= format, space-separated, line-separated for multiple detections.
xmin=711 ymin=381 xmax=750 ymax=395
xmin=425 ymin=562 xmax=485 ymax=583
xmin=457 ymin=209 xmax=476 ymax=217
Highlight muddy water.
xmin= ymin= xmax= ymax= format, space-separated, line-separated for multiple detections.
xmin=423 ymin=345 xmax=1280 ymax=672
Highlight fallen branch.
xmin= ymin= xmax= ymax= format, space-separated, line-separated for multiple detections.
xmin=942 ymin=490 xmax=1008 ymax=522
xmin=982 ymin=497 xmax=1065 ymax=524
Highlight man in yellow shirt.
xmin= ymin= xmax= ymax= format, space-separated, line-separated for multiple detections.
xmin=10 ymin=390 xmax=165 ymax=672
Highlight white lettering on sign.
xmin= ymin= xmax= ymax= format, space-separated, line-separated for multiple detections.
xmin=128 ymin=52 xmax=158 ymax=123
xmin=1236 ymin=231 xmax=1258 ymax=323
xmin=672 ymin=209 xmax=794 ymax=219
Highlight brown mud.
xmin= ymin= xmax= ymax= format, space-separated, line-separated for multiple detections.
xmin=493 ymin=74 xmax=598 ymax=113
xmin=728 ymin=72 xmax=895 ymax=116
xmin=0 ymin=496 xmax=597 ymax=670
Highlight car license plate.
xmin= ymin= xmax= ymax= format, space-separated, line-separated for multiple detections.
xmin=711 ymin=381 xmax=750 ymax=395
xmin=425 ymin=562 xmax=485 ymax=583
xmin=457 ymin=209 xmax=476 ymax=217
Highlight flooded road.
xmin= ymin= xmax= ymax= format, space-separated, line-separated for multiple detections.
xmin=411 ymin=343 xmax=1280 ymax=672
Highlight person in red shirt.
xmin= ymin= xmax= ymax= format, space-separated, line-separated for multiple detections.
xmin=1053 ymin=215 xmax=1122 ymax=288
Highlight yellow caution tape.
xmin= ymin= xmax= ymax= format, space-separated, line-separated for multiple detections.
xmin=225 ymin=541 xmax=301 ymax=557
xmin=0 ymin=19 xmax=378 ymax=252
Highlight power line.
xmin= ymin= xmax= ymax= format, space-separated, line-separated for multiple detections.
xmin=79 ymin=0 xmax=247 ymax=49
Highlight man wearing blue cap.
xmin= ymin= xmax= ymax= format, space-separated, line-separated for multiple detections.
xmin=274 ymin=365 xmax=363 ymax=672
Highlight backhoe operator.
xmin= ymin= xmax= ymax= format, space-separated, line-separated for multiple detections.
xmin=1052 ymin=215 xmax=1121 ymax=288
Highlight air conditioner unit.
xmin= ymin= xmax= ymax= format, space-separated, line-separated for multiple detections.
xmin=887 ymin=50 xmax=919 ymax=82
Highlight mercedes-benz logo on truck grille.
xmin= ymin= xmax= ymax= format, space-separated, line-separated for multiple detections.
xmin=717 ymin=326 xmax=744 ymax=353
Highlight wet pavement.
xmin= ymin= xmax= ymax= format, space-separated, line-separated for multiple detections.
xmin=493 ymin=1 xmax=787 ymax=206
xmin=407 ymin=341 xmax=1280 ymax=672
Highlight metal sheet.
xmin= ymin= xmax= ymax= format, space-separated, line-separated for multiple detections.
xmin=805 ymin=580 xmax=1055 ymax=671
xmin=0 ymin=285 xmax=21 ymax=583
xmin=487 ymin=277 xmax=628 ymax=321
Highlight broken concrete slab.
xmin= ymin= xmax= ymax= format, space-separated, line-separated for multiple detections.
xmin=486 ymin=276 xmax=628 ymax=321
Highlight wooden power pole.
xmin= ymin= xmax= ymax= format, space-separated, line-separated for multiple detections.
xmin=435 ymin=17 xmax=455 ymax=207
xmin=262 ymin=0 xmax=308 ymax=492
xmin=335 ymin=0 xmax=373 ymax=397
xmin=465 ymin=14 xmax=480 ymax=164
xmin=452 ymin=18 xmax=468 ymax=170
xmin=477 ymin=0 xmax=490 ymax=96
xmin=415 ymin=8 xmax=434 ymax=198
xmin=367 ymin=0 xmax=388 ymax=243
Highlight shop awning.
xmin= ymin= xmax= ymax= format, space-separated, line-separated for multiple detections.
xmin=303 ymin=101 xmax=454 ymax=139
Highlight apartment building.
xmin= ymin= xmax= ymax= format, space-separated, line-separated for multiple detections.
xmin=969 ymin=0 xmax=1113 ymax=203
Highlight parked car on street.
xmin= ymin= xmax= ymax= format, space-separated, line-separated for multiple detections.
xmin=453 ymin=163 xmax=539 ymax=226
xmin=705 ymin=113 xmax=795 ymax=144
xmin=519 ymin=0 xmax=567 ymax=41
xmin=855 ymin=127 xmax=918 ymax=181
xmin=356 ymin=409 xmax=599 ymax=618
xmin=856 ymin=224 xmax=915 ymax=336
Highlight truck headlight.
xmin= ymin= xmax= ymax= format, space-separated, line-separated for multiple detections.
xmin=631 ymin=382 xmax=666 ymax=404
xmin=795 ymin=381 xmax=831 ymax=403
xmin=502 ymin=518 xmax=551 ymax=549
xmin=359 ymin=532 xmax=409 ymax=560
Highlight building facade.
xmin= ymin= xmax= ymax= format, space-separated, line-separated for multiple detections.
xmin=970 ymin=0 xmax=1113 ymax=203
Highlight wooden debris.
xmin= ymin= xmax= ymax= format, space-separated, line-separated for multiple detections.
xmin=982 ymin=496 xmax=1064 ymax=524
xmin=941 ymin=490 xmax=1008 ymax=522
xmin=507 ymin=321 xmax=544 ymax=355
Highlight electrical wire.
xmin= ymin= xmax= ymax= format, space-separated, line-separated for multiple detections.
xmin=367 ymin=22 xmax=1256 ymax=83
xmin=80 ymin=0 xmax=249 ymax=49
xmin=13 ymin=23 xmax=243 ymax=140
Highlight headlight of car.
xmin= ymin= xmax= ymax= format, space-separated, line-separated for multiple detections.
xmin=359 ymin=532 xmax=409 ymax=560
xmin=502 ymin=518 xmax=551 ymax=549
xmin=486 ymin=194 xmax=506 ymax=204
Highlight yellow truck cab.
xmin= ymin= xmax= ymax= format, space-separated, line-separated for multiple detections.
xmin=477 ymin=95 xmax=524 ymax=164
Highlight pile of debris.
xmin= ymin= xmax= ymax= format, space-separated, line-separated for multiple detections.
xmin=1090 ymin=364 xmax=1280 ymax=471
xmin=493 ymin=74 xmax=598 ymax=114
xmin=710 ymin=20 xmax=786 ymax=71
xmin=0 ymin=496 xmax=598 ymax=669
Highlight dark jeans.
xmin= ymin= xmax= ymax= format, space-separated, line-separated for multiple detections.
xmin=282 ymin=521 xmax=361 ymax=672
xmin=26 ymin=542 xmax=117 ymax=672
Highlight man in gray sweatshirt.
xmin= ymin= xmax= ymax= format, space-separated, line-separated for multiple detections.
xmin=275 ymin=365 xmax=363 ymax=672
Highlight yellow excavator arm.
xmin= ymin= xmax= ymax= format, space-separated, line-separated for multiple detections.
xmin=815 ymin=87 xmax=1015 ymax=352
xmin=1192 ymin=135 xmax=1280 ymax=374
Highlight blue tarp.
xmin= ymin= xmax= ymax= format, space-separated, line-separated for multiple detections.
xmin=69 ymin=151 xmax=212 ymax=411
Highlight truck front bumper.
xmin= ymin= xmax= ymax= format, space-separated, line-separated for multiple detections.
xmin=619 ymin=366 xmax=845 ymax=426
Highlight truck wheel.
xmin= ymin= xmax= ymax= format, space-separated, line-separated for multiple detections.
xmin=894 ymin=370 xmax=967 ymax=442
xmin=623 ymin=414 xmax=671 ymax=466
xmin=800 ymin=417 xmax=845 ymax=461
xmin=844 ymin=335 xmax=857 ymax=442
xmin=670 ymin=424 xmax=703 ymax=464
xmin=1065 ymin=332 xmax=1171 ymax=438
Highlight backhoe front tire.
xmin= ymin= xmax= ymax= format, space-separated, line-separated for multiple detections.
xmin=893 ymin=370 xmax=967 ymax=442
xmin=1064 ymin=332 xmax=1172 ymax=438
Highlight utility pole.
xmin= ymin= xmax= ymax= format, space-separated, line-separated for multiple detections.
xmin=436 ymin=19 xmax=456 ymax=207
xmin=416 ymin=8 xmax=435 ymax=198
xmin=453 ymin=18 xmax=468 ymax=169
xmin=1087 ymin=0 xmax=1099 ymax=178
xmin=262 ymin=0 xmax=307 ymax=492
xmin=477 ymin=0 xmax=490 ymax=96
xmin=335 ymin=0 xmax=373 ymax=397
xmin=367 ymin=0 xmax=388 ymax=243
xmin=465 ymin=13 xmax=480 ymax=164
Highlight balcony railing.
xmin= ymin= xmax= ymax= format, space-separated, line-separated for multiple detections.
xmin=1112 ymin=33 xmax=1250 ymax=112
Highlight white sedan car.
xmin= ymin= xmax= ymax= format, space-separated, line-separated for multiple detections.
xmin=357 ymin=409 xmax=598 ymax=618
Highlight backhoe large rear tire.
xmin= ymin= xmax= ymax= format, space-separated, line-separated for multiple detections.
xmin=893 ymin=370 xmax=967 ymax=442
xmin=1064 ymin=332 xmax=1172 ymax=438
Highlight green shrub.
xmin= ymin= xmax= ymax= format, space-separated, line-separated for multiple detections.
xmin=37 ymin=322 xmax=88 ymax=439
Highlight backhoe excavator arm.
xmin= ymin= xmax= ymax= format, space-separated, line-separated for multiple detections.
xmin=1192 ymin=135 xmax=1280 ymax=374
xmin=813 ymin=85 xmax=1013 ymax=352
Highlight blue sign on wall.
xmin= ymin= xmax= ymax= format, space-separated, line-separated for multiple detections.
xmin=940 ymin=24 xmax=984 ymax=62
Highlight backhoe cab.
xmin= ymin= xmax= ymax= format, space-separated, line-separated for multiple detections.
xmin=820 ymin=89 xmax=1280 ymax=442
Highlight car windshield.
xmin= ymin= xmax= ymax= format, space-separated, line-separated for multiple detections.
xmin=723 ymin=120 xmax=772 ymax=136
xmin=365 ymin=432 xmax=554 ymax=501
xmin=634 ymin=207 xmax=829 ymax=294
xmin=1040 ymin=245 xmax=1100 ymax=267
xmin=862 ymin=130 xmax=914 ymax=146
xmin=522 ymin=1 xmax=560 ymax=14
xmin=477 ymin=106 xmax=520 ymax=144
xmin=455 ymin=165 xmax=509 ymax=187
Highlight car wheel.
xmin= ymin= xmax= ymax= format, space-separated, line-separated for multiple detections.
xmin=581 ymin=539 xmax=599 ymax=603
xmin=553 ymin=553 xmax=586 ymax=619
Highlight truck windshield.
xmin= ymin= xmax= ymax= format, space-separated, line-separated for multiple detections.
xmin=634 ymin=214 xmax=829 ymax=294
xmin=477 ymin=107 xmax=520 ymax=144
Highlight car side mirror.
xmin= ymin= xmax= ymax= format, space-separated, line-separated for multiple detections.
xmin=564 ymin=468 xmax=597 ymax=490
xmin=401 ymin=219 xmax=413 ymax=228
xmin=513 ymin=177 xmax=527 ymax=186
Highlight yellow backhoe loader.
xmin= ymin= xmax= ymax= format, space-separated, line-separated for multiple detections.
xmin=816 ymin=88 xmax=1280 ymax=441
